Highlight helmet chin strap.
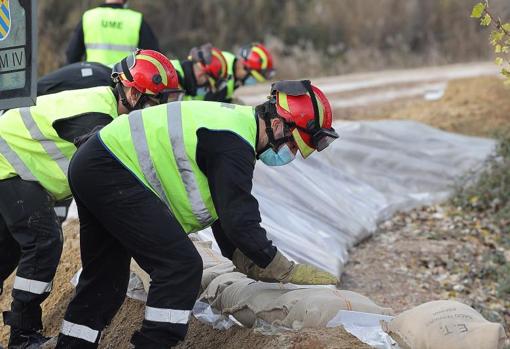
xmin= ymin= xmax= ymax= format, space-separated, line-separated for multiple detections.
xmin=256 ymin=101 xmax=292 ymax=157
xmin=116 ymin=83 xmax=144 ymax=112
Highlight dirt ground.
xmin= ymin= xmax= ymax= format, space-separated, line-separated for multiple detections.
xmin=1 ymin=75 xmax=509 ymax=348
xmin=0 ymin=220 xmax=370 ymax=349
xmin=335 ymin=76 xmax=510 ymax=137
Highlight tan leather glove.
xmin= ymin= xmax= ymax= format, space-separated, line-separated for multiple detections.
xmin=232 ymin=249 xmax=338 ymax=285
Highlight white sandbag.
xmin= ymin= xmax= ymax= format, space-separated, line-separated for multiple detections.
xmin=382 ymin=300 xmax=508 ymax=349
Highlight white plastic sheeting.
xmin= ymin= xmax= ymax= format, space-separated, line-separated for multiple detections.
xmin=67 ymin=120 xmax=495 ymax=276
xmin=197 ymin=120 xmax=495 ymax=275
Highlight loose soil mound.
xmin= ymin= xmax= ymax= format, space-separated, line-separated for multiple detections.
xmin=0 ymin=220 xmax=369 ymax=348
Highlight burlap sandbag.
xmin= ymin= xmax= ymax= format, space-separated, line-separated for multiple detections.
xmin=201 ymin=272 xmax=248 ymax=303
xmin=276 ymin=289 xmax=394 ymax=330
xmin=213 ymin=278 xmax=294 ymax=327
xmin=202 ymin=273 xmax=393 ymax=329
xmin=130 ymin=259 xmax=150 ymax=292
xmin=382 ymin=300 xmax=508 ymax=349
xmin=193 ymin=240 xmax=231 ymax=268
xmin=201 ymin=262 xmax=235 ymax=291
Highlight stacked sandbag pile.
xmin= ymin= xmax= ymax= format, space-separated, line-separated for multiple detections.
xmin=130 ymin=241 xmax=508 ymax=348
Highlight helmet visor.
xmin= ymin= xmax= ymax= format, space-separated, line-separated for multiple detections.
xmin=312 ymin=128 xmax=339 ymax=152
xmin=112 ymin=51 xmax=137 ymax=81
xmin=153 ymin=89 xmax=185 ymax=103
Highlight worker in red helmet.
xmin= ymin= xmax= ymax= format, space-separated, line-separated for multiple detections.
xmin=204 ymin=43 xmax=275 ymax=103
xmin=0 ymin=49 xmax=179 ymax=349
xmin=53 ymin=79 xmax=338 ymax=348
xmin=112 ymin=49 xmax=182 ymax=109
xmin=170 ymin=43 xmax=229 ymax=100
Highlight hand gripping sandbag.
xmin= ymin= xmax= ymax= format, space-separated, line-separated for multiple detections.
xmin=232 ymin=249 xmax=338 ymax=285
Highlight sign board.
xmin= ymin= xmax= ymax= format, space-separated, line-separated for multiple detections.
xmin=0 ymin=0 xmax=37 ymax=110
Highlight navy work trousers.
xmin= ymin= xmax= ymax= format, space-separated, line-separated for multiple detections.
xmin=56 ymin=135 xmax=202 ymax=349
xmin=0 ymin=177 xmax=63 ymax=331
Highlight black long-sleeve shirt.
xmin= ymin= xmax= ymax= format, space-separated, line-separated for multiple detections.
xmin=53 ymin=87 xmax=119 ymax=144
xmin=37 ymin=62 xmax=113 ymax=96
xmin=196 ymin=128 xmax=277 ymax=268
xmin=66 ymin=3 xmax=160 ymax=64
xmin=64 ymin=108 xmax=277 ymax=268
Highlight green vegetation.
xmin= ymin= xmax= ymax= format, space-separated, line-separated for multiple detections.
xmin=453 ymin=132 xmax=510 ymax=299
xmin=472 ymin=1 xmax=510 ymax=81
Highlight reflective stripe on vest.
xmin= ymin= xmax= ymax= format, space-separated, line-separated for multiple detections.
xmin=166 ymin=103 xmax=213 ymax=227
xmin=82 ymin=7 xmax=142 ymax=65
xmin=0 ymin=136 xmax=36 ymax=181
xmin=61 ymin=320 xmax=99 ymax=343
xmin=145 ymin=306 xmax=190 ymax=324
xmin=84 ymin=43 xmax=137 ymax=52
xmin=0 ymin=87 xmax=118 ymax=200
xmin=100 ymin=101 xmax=257 ymax=233
xmin=128 ymin=104 xmax=213 ymax=226
xmin=13 ymin=276 xmax=52 ymax=294
xmin=129 ymin=110 xmax=172 ymax=209
xmin=20 ymin=107 xmax=69 ymax=176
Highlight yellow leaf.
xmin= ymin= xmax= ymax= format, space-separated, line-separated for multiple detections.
xmin=471 ymin=2 xmax=486 ymax=19
xmin=481 ymin=14 xmax=492 ymax=26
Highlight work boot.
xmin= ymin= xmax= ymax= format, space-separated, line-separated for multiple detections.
xmin=39 ymin=336 xmax=57 ymax=349
xmin=8 ymin=328 xmax=50 ymax=349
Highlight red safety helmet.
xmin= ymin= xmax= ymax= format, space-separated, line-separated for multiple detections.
xmin=239 ymin=43 xmax=275 ymax=82
xmin=112 ymin=49 xmax=181 ymax=106
xmin=271 ymin=80 xmax=338 ymax=158
xmin=189 ymin=43 xmax=228 ymax=88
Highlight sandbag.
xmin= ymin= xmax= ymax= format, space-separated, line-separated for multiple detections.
xmin=277 ymin=289 xmax=394 ymax=330
xmin=201 ymin=272 xmax=393 ymax=329
xmin=201 ymin=272 xmax=248 ymax=303
xmin=214 ymin=278 xmax=293 ymax=327
xmin=193 ymin=240 xmax=231 ymax=268
xmin=130 ymin=259 xmax=150 ymax=293
xmin=201 ymin=261 xmax=235 ymax=291
xmin=382 ymin=300 xmax=508 ymax=349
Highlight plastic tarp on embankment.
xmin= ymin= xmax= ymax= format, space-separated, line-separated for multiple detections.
xmin=197 ymin=120 xmax=495 ymax=275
